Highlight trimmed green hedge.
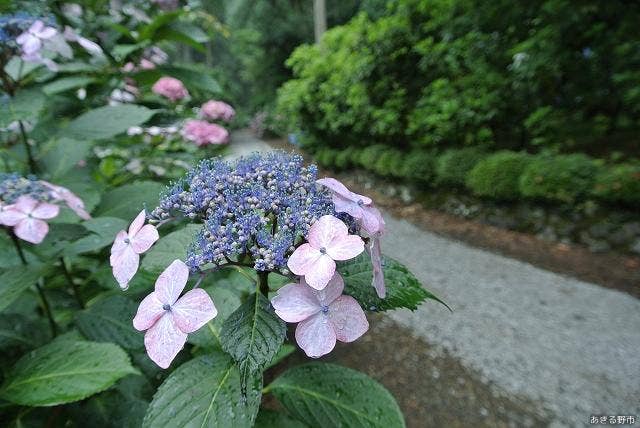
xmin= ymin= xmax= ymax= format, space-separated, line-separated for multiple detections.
xmin=466 ymin=151 xmax=531 ymax=200
xmin=436 ymin=148 xmax=486 ymax=186
xmin=592 ymin=164 xmax=640 ymax=207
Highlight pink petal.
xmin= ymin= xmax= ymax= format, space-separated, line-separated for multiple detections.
xmin=14 ymin=218 xmax=49 ymax=244
xmin=271 ymin=282 xmax=321 ymax=323
xmin=29 ymin=20 xmax=44 ymax=34
xmin=360 ymin=206 xmax=385 ymax=235
xmin=112 ymin=245 xmax=140 ymax=289
xmin=307 ymin=215 xmax=348 ymax=249
xmin=37 ymin=27 xmax=57 ymax=39
xmin=110 ymin=230 xmax=128 ymax=260
xmin=31 ymin=202 xmax=59 ymax=220
xmin=14 ymin=196 xmax=38 ymax=214
xmin=317 ymin=178 xmax=372 ymax=205
xmin=131 ymin=224 xmax=159 ymax=254
xmin=332 ymin=195 xmax=362 ymax=219
xmin=128 ymin=210 xmax=146 ymax=236
xmin=172 ymin=289 xmax=218 ymax=333
xmin=295 ymin=313 xmax=336 ymax=358
xmin=132 ymin=292 xmax=164 ymax=331
xmin=144 ymin=313 xmax=187 ymax=369
xmin=0 ymin=207 xmax=27 ymax=226
xmin=287 ymin=243 xmax=322 ymax=276
xmin=326 ymin=235 xmax=364 ymax=261
xmin=303 ymin=255 xmax=336 ymax=290
xmin=155 ymin=260 xmax=189 ymax=305
xmin=329 ymin=295 xmax=369 ymax=343
xmin=369 ymin=237 xmax=386 ymax=298
xmin=311 ymin=273 xmax=344 ymax=306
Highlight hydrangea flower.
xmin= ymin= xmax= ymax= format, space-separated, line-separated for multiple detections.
xmin=62 ymin=26 xmax=103 ymax=56
xmin=287 ymin=215 xmax=364 ymax=290
xmin=41 ymin=181 xmax=91 ymax=220
xmin=271 ymin=273 xmax=368 ymax=358
xmin=0 ymin=196 xmax=59 ymax=244
xmin=181 ymin=119 xmax=229 ymax=146
xmin=152 ymin=76 xmax=189 ymax=101
xmin=110 ymin=210 xmax=159 ymax=289
xmin=200 ymin=100 xmax=235 ymax=122
xmin=133 ymin=260 xmax=217 ymax=368
xmin=16 ymin=20 xmax=57 ymax=57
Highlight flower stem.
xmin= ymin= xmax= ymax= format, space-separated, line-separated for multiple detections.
xmin=7 ymin=229 xmax=58 ymax=336
xmin=18 ymin=120 xmax=37 ymax=174
xmin=60 ymin=257 xmax=84 ymax=309
xmin=257 ymin=271 xmax=269 ymax=296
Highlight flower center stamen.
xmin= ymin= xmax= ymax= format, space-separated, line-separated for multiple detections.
xmin=321 ymin=305 xmax=329 ymax=314
xmin=357 ymin=199 xmax=364 ymax=206
xmin=319 ymin=247 xmax=327 ymax=254
xmin=124 ymin=237 xmax=131 ymax=244
xmin=162 ymin=304 xmax=171 ymax=311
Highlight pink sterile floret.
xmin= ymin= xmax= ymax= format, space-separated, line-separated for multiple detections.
xmin=316 ymin=177 xmax=385 ymax=235
xmin=41 ymin=181 xmax=91 ymax=220
xmin=0 ymin=196 xmax=59 ymax=244
xmin=287 ymin=215 xmax=364 ymax=290
xmin=271 ymin=273 xmax=368 ymax=358
xmin=181 ymin=119 xmax=229 ymax=146
xmin=110 ymin=210 xmax=159 ymax=289
xmin=16 ymin=20 xmax=57 ymax=57
xmin=133 ymin=259 xmax=217 ymax=368
xmin=152 ymin=76 xmax=189 ymax=101
xmin=200 ymin=100 xmax=235 ymax=122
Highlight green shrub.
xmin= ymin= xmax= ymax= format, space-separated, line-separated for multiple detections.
xmin=399 ymin=149 xmax=438 ymax=183
xmin=519 ymin=154 xmax=600 ymax=203
xmin=466 ymin=151 xmax=531 ymax=200
xmin=358 ymin=145 xmax=389 ymax=169
xmin=315 ymin=148 xmax=338 ymax=167
xmin=334 ymin=147 xmax=355 ymax=170
xmin=592 ymin=163 xmax=640 ymax=207
xmin=436 ymin=147 xmax=487 ymax=186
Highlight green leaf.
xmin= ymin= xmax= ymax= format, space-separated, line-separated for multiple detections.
xmin=0 ymin=313 xmax=47 ymax=351
xmin=0 ymin=340 xmax=138 ymax=406
xmin=39 ymin=137 xmax=91 ymax=179
xmin=220 ymin=292 xmax=286 ymax=390
xmin=339 ymin=253 xmax=448 ymax=312
xmin=43 ymin=76 xmax=95 ymax=95
xmin=112 ymin=42 xmax=149 ymax=61
xmin=4 ymin=57 xmax=41 ymax=80
xmin=94 ymin=181 xmax=165 ymax=219
xmin=76 ymin=295 xmax=143 ymax=351
xmin=141 ymin=224 xmax=201 ymax=272
xmin=0 ymin=87 xmax=45 ymax=127
xmin=269 ymin=363 xmax=405 ymax=428
xmin=266 ymin=343 xmax=297 ymax=369
xmin=0 ymin=265 xmax=45 ymax=313
xmin=188 ymin=285 xmax=242 ymax=349
xmin=255 ymin=409 xmax=308 ymax=428
xmin=64 ymin=217 xmax=128 ymax=255
xmin=63 ymin=105 xmax=155 ymax=141
xmin=142 ymin=352 xmax=261 ymax=428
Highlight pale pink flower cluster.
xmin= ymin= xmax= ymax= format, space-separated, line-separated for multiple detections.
xmin=181 ymin=119 xmax=229 ymax=146
xmin=200 ymin=100 xmax=235 ymax=122
xmin=271 ymin=178 xmax=386 ymax=358
xmin=151 ymin=76 xmax=189 ymax=102
xmin=0 ymin=182 xmax=90 ymax=244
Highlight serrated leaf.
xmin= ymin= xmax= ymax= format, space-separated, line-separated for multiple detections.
xmin=339 ymin=253 xmax=448 ymax=312
xmin=39 ymin=137 xmax=90 ymax=179
xmin=75 ymin=295 xmax=143 ymax=351
xmin=142 ymin=352 xmax=261 ymax=428
xmin=0 ymin=340 xmax=138 ymax=406
xmin=269 ymin=363 xmax=405 ymax=428
xmin=63 ymin=105 xmax=155 ymax=140
xmin=0 ymin=265 xmax=45 ymax=313
xmin=188 ymin=285 xmax=242 ymax=349
xmin=220 ymin=292 xmax=285 ymax=390
xmin=141 ymin=224 xmax=201 ymax=272
xmin=94 ymin=181 xmax=165 ymax=220
xmin=255 ymin=409 xmax=308 ymax=428
xmin=43 ymin=76 xmax=95 ymax=95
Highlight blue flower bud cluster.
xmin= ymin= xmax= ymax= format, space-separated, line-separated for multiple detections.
xmin=151 ymin=152 xmax=340 ymax=273
xmin=0 ymin=173 xmax=53 ymax=204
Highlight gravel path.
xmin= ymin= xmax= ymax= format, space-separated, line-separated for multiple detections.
xmin=230 ymin=131 xmax=640 ymax=426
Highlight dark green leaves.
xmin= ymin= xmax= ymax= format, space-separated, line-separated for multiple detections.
xmin=220 ymin=292 xmax=286 ymax=389
xmin=143 ymin=352 xmax=261 ymax=428
xmin=339 ymin=253 xmax=449 ymax=312
xmin=0 ymin=87 xmax=45 ymax=127
xmin=0 ymin=265 xmax=46 ymax=313
xmin=0 ymin=340 xmax=138 ymax=406
xmin=63 ymin=105 xmax=155 ymax=141
xmin=75 ymin=295 xmax=143 ymax=351
xmin=268 ymin=363 xmax=405 ymax=428
xmin=141 ymin=224 xmax=201 ymax=272
xmin=94 ymin=181 xmax=164 ymax=220
xmin=42 ymin=76 xmax=96 ymax=95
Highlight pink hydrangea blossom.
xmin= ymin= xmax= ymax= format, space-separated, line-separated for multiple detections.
xmin=110 ymin=210 xmax=159 ymax=289
xmin=181 ymin=119 xmax=229 ymax=146
xmin=200 ymin=100 xmax=235 ymax=122
xmin=287 ymin=215 xmax=364 ymax=290
xmin=152 ymin=76 xmax=189 ymax=101
xmin=317 ymin=178 xmax=387 ymax=298
xmin=16 ymin=20 xmax=57 ymax=57
xmin=139 ymin=58 xmax=156 ymax=70
xmin=0 ymin=196 xmax=59 ymax=244
xmin=41 ymin=181 xmax=91 ymax=220
xmin=271 ymin=273 xmax=368 ymax=358
xmin=317 ymin=177 xmax=385 ymax=235
xmin=133 ymin=259 xmax=217 ymax=368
